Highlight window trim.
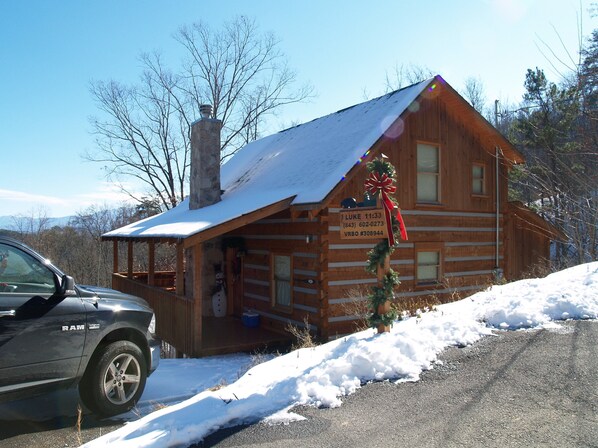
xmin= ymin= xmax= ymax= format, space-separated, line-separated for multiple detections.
xmin=415 ymin=243 xmax=444 ymax=286
xmin=271 ymin=252 xmax=293 ymax=313
xmin=416 ymin=141 xmax=441 ymax=205
xmin=471 ymin=162 xmax=488 ymax=197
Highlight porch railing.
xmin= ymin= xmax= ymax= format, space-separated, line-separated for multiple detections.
xmin=112 ymin=273 xmax=194 ymax=355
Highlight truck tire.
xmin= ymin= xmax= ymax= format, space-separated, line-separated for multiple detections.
xmin=79 ymin=340 xmax=147 ymax=416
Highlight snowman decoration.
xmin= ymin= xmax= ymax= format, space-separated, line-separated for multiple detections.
xmin=211 ymin=270 xmax=227 ymax=317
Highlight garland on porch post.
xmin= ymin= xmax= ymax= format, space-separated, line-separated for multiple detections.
xmin=364 ymin=157 xmax=408 ymax=331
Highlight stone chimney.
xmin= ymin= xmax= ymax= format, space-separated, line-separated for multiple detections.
xmin=189 ymin=104 xmax=222 ymax=210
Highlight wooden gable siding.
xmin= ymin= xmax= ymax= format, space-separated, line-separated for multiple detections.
xmin=504 ymin=215 xmax=549 ymax=280
xmin=224 ymin=209 xmax=329 ymax=338
xmin=324 ymin=92 xmax=507 ymax=337
xmin=504 ymin=205 xmax=552 ymax=280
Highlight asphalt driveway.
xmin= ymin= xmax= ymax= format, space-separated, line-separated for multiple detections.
xmin=199 ymin=320 xmax=598 ymax=448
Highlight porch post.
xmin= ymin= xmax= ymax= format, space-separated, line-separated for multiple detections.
xmin=193 ymin=243 xmax=203 ymax=356
xmin=176 ymin=242 xmax=184 ymax=296
xmin=376 ymin=254 xmax=391 ymax=333
xmin=127 ymin=241 xmax=133 ymax=279
xmin=148 ymin=241 xmax=155 ymax=286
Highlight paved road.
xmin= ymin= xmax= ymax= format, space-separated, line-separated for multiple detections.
xmin=199 ymin=320 xmax=598 ymax=448
xmin=0 ymin=388 xmax=121 ymax=447
xmin=1 ymin=320 xmax=597 ymax=447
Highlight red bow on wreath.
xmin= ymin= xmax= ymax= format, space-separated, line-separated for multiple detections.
xmin=364 ymin=172 xmax=408 ymax=246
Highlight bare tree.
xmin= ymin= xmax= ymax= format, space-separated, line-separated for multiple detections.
xmin=176 ymin=17 xmax=313 ymax=156
xmin=89 ymin=58 xmax=190 ymax=210
xmin=11 ymin=207 xmax=52 ymax=254
xmin=505 ymin=10 xmax=597 ymax=267
xmin=462 ymin=76 xmax=488 ymax=115
xmin=70 ymin=204 xmax=147 ymax=285
xmin=511 ymin=62 xmax=598 ymax=267
xmin=89 ymin=16 xmax=312 ymax=210
xmin=383 ymin=63 xmax=435 ymax=92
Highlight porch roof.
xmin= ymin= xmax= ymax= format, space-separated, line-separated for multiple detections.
xmin=507 ymin=201 xmax=567 ymax=240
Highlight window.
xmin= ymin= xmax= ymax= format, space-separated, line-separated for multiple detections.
xmin=0 ymin=243 xmax=56 ymax=294
xmin=472 ymin=163 xmax=486 ymax=195
xmin=272 ymin=254 xmax=292 ymax=309
xmin=417 ymin=143 xmax=440 ymax=203
xmin=416 ymin=250 xmax=441 ymax=284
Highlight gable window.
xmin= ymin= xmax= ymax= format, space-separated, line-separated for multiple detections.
xmin=416 ymin=248 xmax=441 ymax=284
xmin=272 ymin=254 xmax=292 ymax=309
xmin=472 ymin=163 xmax=487 ymax=195
xmin=417 ymin=143 xmax=440 ymax=203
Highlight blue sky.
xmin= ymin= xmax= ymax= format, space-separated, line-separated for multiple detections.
xmin=0 ymin=0 xmax=595 ymax=218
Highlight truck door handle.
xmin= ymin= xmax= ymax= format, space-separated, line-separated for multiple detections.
xmin=0 ymin=310 xmax=15 ymax=317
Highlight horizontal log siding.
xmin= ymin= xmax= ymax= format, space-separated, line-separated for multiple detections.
xmin=323 ymin=93 xmax=510 ymax=338
xmin=226 ymin=210 xmax=325 ymax=336
xmin=325 ymin=207 xmax=503 ymax=337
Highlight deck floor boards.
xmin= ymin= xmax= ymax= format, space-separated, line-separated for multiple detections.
xmin=199 ymin=316 xmax=291 ymax=356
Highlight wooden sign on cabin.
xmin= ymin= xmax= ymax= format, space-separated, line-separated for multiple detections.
xmin=339 ymin=207 xmax=388 ymax=240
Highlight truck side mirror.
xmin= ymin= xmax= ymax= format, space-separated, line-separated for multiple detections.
xmin=58 ymin=275 xmax=76 ymax=296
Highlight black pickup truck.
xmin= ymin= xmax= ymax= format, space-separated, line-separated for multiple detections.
xmin=0 ymin=236 xmax=160 ymax=416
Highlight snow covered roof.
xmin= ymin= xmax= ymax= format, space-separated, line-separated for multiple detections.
xmin=103 ymin=77 xmax=436 ymax=240
xmin=106 ymin=75 xmax=524 ymax=241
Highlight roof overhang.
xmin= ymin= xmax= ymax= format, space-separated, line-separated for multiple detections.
xmin=102 ymin=197 xmax=295 ymax=246
xmin=436 ymin=78 xmax=525 ymax=165
xmin=507 ymin=201 xmax=567 ymax=241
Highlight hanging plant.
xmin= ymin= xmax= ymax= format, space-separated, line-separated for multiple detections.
xmin=363 ymin=156 xmax=408 ymax=330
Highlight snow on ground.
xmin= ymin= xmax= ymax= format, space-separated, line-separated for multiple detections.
xmin=134 ymin=353 xmax=259 ymax=412
xmin=84 ymin=262 xmax=598 ymax=448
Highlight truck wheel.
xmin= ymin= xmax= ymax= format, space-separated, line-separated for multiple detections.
xmin=79 ymin=340 xmax=147 ymax=416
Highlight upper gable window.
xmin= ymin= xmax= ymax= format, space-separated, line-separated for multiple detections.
xmin=417 ymin=143 xmax=440 ymax=203
xmin=472 ymin=163 xmax=487 ymax=195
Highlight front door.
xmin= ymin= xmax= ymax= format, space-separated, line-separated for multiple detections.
xmin=225 ymin=247 xmax=244 ymax=317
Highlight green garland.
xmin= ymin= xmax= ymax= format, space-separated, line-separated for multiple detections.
xmin=365 ymin=157 xmax=402 ymax=329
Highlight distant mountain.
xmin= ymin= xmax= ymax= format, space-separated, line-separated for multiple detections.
xmin=0 ymin=215 xmax=74 ymax=230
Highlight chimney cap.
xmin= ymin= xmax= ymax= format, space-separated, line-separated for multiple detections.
xmin=199 ymin=104 xmax=213 ymax=119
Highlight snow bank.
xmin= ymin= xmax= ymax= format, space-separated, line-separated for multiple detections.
xmin=450 ymin=262 xmax=598 ymax=329
xmin=83 ymin=262 xmax=598 ymax=448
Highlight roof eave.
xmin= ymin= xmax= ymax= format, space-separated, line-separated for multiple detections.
xmin=437 ymin=80 xmax=525 ymax=165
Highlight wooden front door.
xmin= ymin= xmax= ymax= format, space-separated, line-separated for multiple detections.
xmin=225 ymin=247 xmax=244 ymax=317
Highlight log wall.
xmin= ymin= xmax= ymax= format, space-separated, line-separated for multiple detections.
xmin=324 ymin=92 xmax=508 ymax=337
xmin=225 ymin=209 xmax=328 ymax=338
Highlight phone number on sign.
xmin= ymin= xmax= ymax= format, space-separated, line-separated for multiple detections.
xmin=343 ymin=230 xmax=385 ymax=237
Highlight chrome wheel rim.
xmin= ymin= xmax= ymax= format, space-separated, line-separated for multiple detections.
xmin=103 ymin=353 xmax=141 ymax=405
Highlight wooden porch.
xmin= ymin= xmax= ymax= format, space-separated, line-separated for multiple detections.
xmin=201 ymin=316 xmax=290 ymax=357
xmin=112 ymin=273 xmax=290 ymax=357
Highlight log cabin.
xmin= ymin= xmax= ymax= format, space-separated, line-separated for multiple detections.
xmin=102 ymin=75 xmax=562 ymax=357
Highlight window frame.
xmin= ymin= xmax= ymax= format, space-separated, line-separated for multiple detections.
xmin=416 ymin=142 xmax=441 ymax=204
xmin=471 ymin=162 xmax=488 ymax=197
xmin=415 ymin=243 xmax=443 ymax=286
xmin=271 ymin=253 xmax=293 ymax=312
